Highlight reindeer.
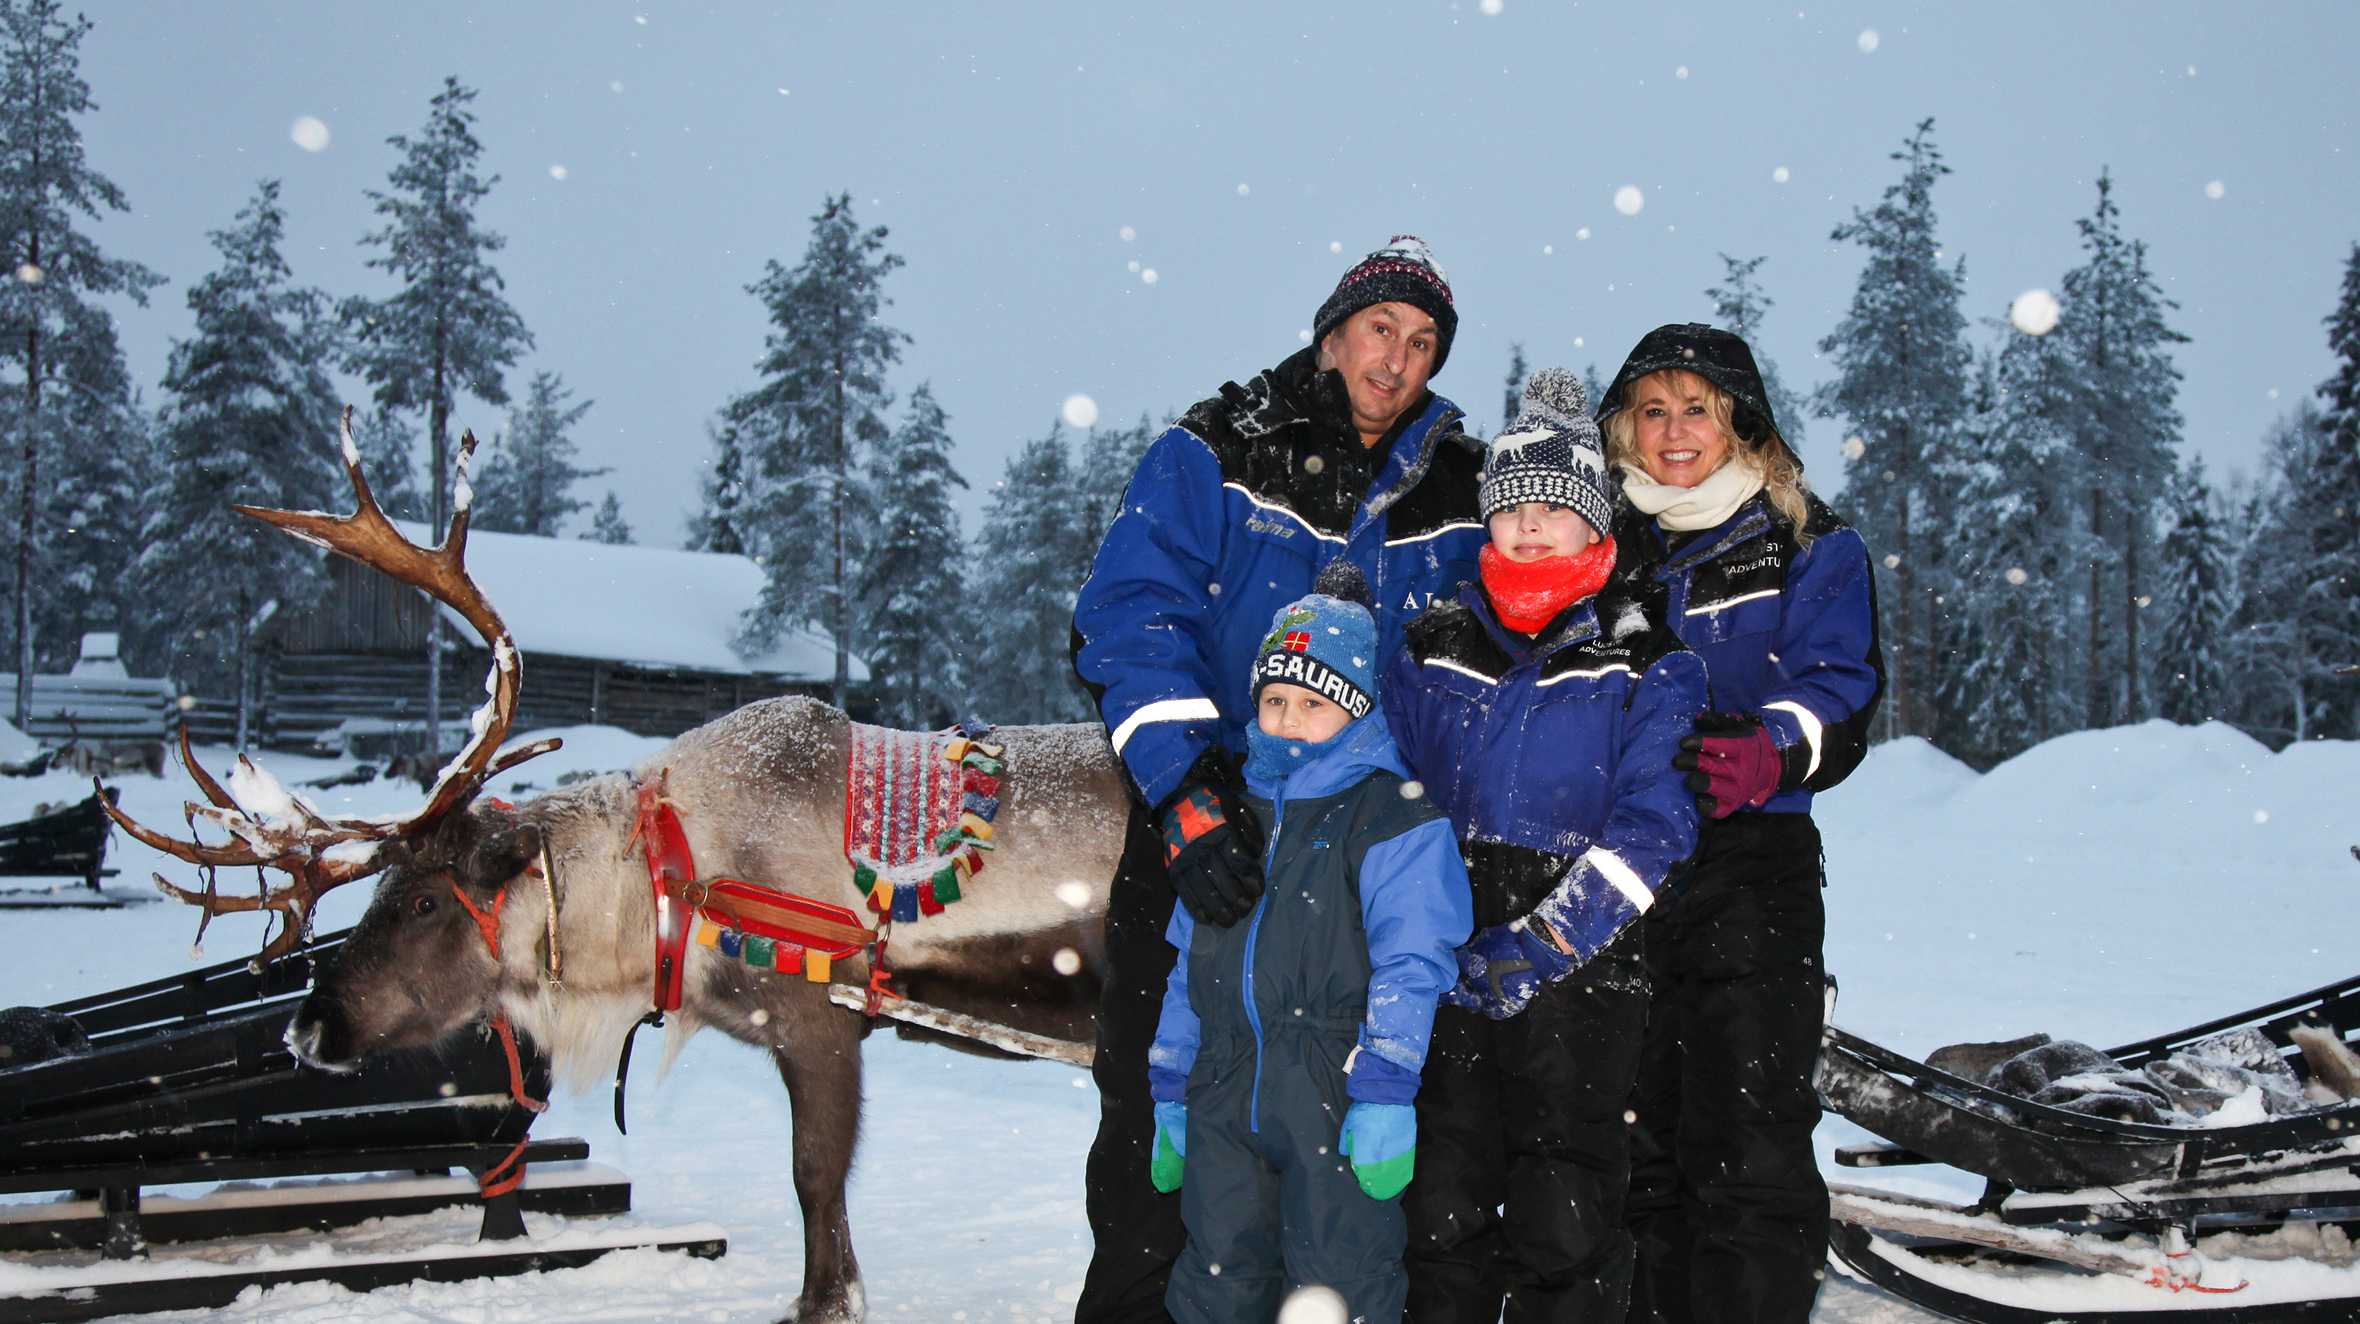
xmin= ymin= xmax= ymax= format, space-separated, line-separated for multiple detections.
xmin=106 ymin=413 xmax=1129 ymax=1324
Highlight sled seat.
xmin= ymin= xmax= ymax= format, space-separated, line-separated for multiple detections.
xmin=0 ymin=790 xmax=119 ymax=907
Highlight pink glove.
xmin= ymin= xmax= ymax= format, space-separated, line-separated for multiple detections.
xmin=1673 ymin=714 xmax=1782 ymax=819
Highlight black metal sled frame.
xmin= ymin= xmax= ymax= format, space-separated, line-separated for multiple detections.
xmin=0 ymin=929 xmax=726 ymax=1318
xmin=1820 ymin=970 xmax=2360 ymax=1322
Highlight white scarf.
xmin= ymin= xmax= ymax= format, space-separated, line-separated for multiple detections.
xmin=1617 ymin=456 xmax=1766 ymax=532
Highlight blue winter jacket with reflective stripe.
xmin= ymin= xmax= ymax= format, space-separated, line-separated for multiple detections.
xmin=1146 ymin=710 xmax=1474 ymax=1110
xmin=1071 ymin=348 xmax=1488 ymax=810
xmin=1618 ymin=493 xmax=1885 ymax=811
xmin=1382 ymin=581 xmax=1706 ymax=950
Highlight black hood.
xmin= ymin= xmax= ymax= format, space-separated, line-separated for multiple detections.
xmin=1595 ymin=322 xmax=1786 ymax=458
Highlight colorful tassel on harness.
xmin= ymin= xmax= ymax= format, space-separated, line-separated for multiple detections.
xmin=745 ymin=936 xmax=776 ymax=969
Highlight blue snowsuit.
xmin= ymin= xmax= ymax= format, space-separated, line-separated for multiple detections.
xmin=1381 ymin=577 xmax=1706 ymax=1322
xmin=1148 ymin=710 xmax=1473 ymax=1324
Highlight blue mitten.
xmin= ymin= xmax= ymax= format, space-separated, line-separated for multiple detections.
xmin=1338 ymin=1101 xmax=1417 ymax=1200
xmin=1456 ymin=917 xmax=1579 ymax=1020
xmin=1149 ymin=1100 xmax=1187 ymax=1193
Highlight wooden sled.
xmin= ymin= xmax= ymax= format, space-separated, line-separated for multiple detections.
xmin=0 ymin=930 xmax=724 ymax=1321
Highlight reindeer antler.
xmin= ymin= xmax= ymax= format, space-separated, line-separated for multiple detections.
xmin=106 ymin=407 xmax=563 ymax=966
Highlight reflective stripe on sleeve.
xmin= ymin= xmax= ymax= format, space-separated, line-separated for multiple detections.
xmin=1583 ymin=846 xmax=1653 ymax=913
xmin=1109 ymin=696 xmax=1223 ymax=755
xmin=1763 ymin=699 xmax=1824 ymax=781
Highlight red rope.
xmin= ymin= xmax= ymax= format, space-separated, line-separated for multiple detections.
xmin=475 ymin=1013 xmax=546 ymax=1201
xmin=449 ymin=882 xmax=510 ymax=961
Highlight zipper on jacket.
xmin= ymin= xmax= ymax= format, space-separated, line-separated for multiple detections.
xmin=1241 ymin=793 xmax=1283 ymax=1133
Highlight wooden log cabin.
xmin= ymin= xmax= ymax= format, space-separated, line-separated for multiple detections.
xmin=262 ymin=527 xmax=859 ymax=753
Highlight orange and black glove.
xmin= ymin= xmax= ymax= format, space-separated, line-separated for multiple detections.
xmin=1156 ymin=752 xmax=1266 ymax=928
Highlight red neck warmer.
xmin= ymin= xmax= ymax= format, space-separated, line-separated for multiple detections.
xmin=1479 ymin=537 xmax=1618 ymax=635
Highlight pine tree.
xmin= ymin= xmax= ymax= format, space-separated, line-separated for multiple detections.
xmin=342 ymin=75 xmax=533 ymax=748
xmin=855 ymin=384 xmax=967 ymax=726
xmin=2056 ymin=171 xmax=2187 ymax=726
xmin=0 ymin=0 xmax=164 ymax=723
xmin=685 ymin=418 xmax=750 ymax=556
xmin=584 ymin=491 xmax=632 ymax=545
xmin=471 ymin=371 xmax=603 ymax=536
xmin=1075 ymin=411 xmax=1158 ymax=549
xmin=1813 ymin=119 xmax=1973 ymax=742
xmin=1707 ymin=254 xmax=1809 ymax=450
xmin=144 ymin=180 xmax=341 ymax=745
xmin=723 ymin=194 xmax=907 ymax=708
xmin=1501 ymin=343 xmax=1528 ymax=436
xmin=970 ymin=423 xmax=1095 ymax=722
xmin=350 ymin=405 xmax=429 ymax=523
xmin=2306 ymin=242 xmax=2360 ymax=736
xmin=2153 ymin=454 xmax=2234 ymax=726
xmin=2222 ymin=412 xmax=2317 ymax=742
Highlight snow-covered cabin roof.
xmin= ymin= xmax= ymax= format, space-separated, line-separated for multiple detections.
xmin=390 ymin=523 xmax=863 ymax=681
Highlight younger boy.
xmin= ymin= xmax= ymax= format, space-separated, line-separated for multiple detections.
xmin=1146 ymin=562 xmax=1475 ymax=1324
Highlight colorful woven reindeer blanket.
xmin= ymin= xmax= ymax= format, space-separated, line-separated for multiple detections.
xmin=841 ymin=722 xmax=1005 ymax=924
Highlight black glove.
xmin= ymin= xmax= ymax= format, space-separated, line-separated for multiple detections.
xmin=1156 ymin=753 xmax=1266 ymax=927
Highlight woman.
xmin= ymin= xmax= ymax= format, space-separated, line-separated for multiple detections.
xmin=1596 ymin=323 xmax=1885 ymax=1324
xmin=1383 ymin=368 xmax=1705 ymax=1322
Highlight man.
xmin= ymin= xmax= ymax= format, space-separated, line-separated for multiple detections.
xmin=1071 ymin=236 xmax=1488 ymax=1323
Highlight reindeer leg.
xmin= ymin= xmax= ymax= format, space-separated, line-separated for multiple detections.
xmin=771 ymin=1007 xmax=866 ymax=1324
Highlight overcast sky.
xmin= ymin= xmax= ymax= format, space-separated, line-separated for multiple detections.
xmin=73 ymin=2 xmax=2360 ymax=545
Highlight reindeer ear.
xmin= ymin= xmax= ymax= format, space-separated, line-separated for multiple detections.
xmin=476 ymin=820 xmax=543 ymax=884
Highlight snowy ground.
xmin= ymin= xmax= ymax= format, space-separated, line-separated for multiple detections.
xmin=1 ymin=719 xmax=2354 ymax=1321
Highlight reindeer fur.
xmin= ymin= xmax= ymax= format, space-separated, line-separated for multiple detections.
xmin=290 ymin=696 xmax=1125 ymax=1324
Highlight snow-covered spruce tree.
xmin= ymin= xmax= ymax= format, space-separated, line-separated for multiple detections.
xmin=583 ymin=492 xmax=632 ymax=545
xmin=970 ymin=423 xmax=1095 ymax=723
xmin=2153 ymin=454 xmax=2234 ymax=727
xmin=470 ymin=370 xmax=604 ymax=536
xmin=684 ymin=418 xmax=750 ymax=555
xmin=350 ymin=405 xmax=430 ymax=523
xmin=341 ymin=75 xmax=533 ymax=748
xmin=0 ymin=0 xmax=163 ymax=722
xmin=1075 ymin=411 xmax=1157 ymax=550
xmin=2056 ymin=171 xmax=2187 ymax=726
xmin=854 ymin=383 xmax=967 ymax=727
xmin=1501 ymin=343 xmax=1527 ymax=439
xmin=2306 ymin=241 xmax=2360 ymax=736
xmin=145 ymin=180 xmax=341 ymax=745
xmin=1813 ymin=118 xmax=1972 ymax=743
xmin=1707 ymin=254 xmax=1809 ymax=453
xmin=722 ymin=194 xmax=907 ymax=710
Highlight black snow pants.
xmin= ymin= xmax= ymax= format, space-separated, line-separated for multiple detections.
xmin=1625 ymin=810 xmax=1830 ymax=1324
xmin=1402 ymin=939 xmax=1650 ymax=1324
xmin=1168 ymin=1021 xmax=1407 ymax=1323
xmin=1077 ymin=803 xmax=1185 ymax=1324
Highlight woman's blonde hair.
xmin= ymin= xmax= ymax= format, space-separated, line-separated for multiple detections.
xmin=1602 ymin=369 xmax=1813 ymax=539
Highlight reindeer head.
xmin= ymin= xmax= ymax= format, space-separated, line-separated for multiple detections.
xmin=108 ymin=409 xmax=561 ymax=1069
xmin=288 ymin=800 xmax=547 ymax=1070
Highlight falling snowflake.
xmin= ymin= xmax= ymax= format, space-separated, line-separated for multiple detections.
xmin=1062 ymin=394 xmax=1100 ymax=429
xmin=608 ymin=79 xmax=624 ymax=93
xmin=777 ymin=87 xmax=791 ymax=96
xmin=1303 ymin=455 xmax=1325 ymax=475
xmin=1675 ymin=65 xmax=1690 ymax=79
xmin=1119 ymin=225 xmax=1136 ymax=242
xmin=1140 ymin=268 xmax=1160 ymax=285
xmin=1478 ymin=0 xmax=1504 ymax=13
xmin=1298 ymin=328 xmax=1313 ymax=343
xmin=1399 ymin=779 xmax=1425 ymax=801
xmin=1328 ymin=240 xmax=1342 ymax=253
xmin=290 ymin=116 xmax=331 ymax=152
xmin=1842 ymin=435 xmax=1866 ymax=460
xmin=2004 ymin=567 xmax=2029 ymax=586
xmin=14 ymin=263 xmax=40 ymax=285
xmin=1772 ymin=166 xmax=1791 ymax=184
xmin=1127 ymin=259 xmax=1141 ymax=273
xmin=2205 ymin=180 xmax=2226 ymax=200
xmin=1882 ymin=553 xmax=1901 ymax=569
xmin=1235 ymin=182 xmax=1251 ymax=197
xmin=1052 ymin=948 xmax=1084 ymax=976
xmin=2253 ymin=810 xmax=2270 ymax=825
xmin=2010 ymin=289 xmax=2061 ymax=336
xmin=547 ymin=164 xmax=569 ymax=181
xmin=1613 ymin=185 xmax=1645 ymax=216
xmin=1542 ymin=243 xmax=1554 ymax=255
xmin=1056 ymin=882 xmax=1092 ymax=909
xmin=1278 ymin=1286 xmax=1348 ymax=1324
xmin=1575 ymin=226 xmax=1592 ymax=241
xmin=1857 ymin=28 xmax=1880 ymax=52
xmin=1572 ymin=336 xmax=1585 ymax=348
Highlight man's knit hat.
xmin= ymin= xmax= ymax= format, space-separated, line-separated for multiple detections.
xmin=1478 ymin=368 xmax=1612 ymax=535
xmin=1250 ymin=561 xmax=1380 ymax=721
xmin=1312 ymin=235 xmax=1458 ymax=374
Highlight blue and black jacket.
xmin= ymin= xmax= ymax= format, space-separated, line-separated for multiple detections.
xmin=1146 ymin=711 xmax=1473 ymax=1112
xmin=1614 ymin=493 xmax=1884 ymax=812
xmin=1071 ymin=347 xmax=1488 ymax=811
xmin=1383 ymin=578 xmax=1706 ymax=955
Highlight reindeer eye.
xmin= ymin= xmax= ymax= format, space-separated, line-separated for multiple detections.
xmin=410 ymin=894 xmax=437 ymax=917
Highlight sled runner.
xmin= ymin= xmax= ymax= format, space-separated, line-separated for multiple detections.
xmin=1819 ymin=971 xmax=2360 ymax=1321
xmin=0 ymin=930 xmax=724 ymax=1322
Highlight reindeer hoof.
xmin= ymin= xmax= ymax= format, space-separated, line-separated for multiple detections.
xmin=783 ymin=1282 xmax=865 ymax=1323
